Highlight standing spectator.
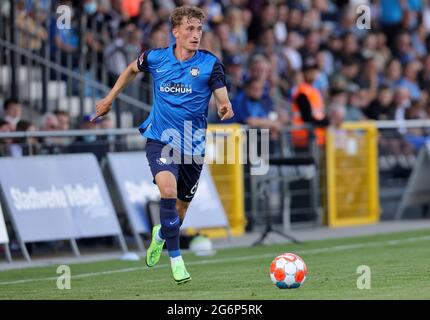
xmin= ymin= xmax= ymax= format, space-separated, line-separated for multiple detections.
xmin=225 ymin=6 xmax=248 ymax=52
xmin=123 ymin=0 xmax=142 ymax=18
xmin=52 ymin=0 xmax=79 ymax=71
xmin=134 ymin=0 xmax=158 ymax=45
xmin=380 ymin=0 xmax=406 ymax=51
xmin=291 ymin=58 xmax=329 ymax=150
xmin=107 ymin=0 xmax=130 ymax=36
xmin=15 ymin=0 xmax=48 ymax=55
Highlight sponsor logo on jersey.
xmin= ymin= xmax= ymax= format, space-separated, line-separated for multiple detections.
xmin=159 ymin=82 xmax=192 ymax=94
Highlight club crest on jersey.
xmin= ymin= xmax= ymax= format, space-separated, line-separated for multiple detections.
xmin=190 ymin=67 xmax=200 ymax=77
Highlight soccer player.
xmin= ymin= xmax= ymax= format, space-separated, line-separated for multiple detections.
xmin=92 ymin=6 xmax=234 ymax=284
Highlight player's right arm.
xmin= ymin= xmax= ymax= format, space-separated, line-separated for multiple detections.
xmin=91 ymin=59 xmax=141 ymax=122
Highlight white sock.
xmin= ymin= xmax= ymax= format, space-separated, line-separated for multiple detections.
xmin=170 ymin=255 xmax=183 ymax=264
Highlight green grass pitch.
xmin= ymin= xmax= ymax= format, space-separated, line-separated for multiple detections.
xmin=0 ymin=229 xmax=430 ymax=300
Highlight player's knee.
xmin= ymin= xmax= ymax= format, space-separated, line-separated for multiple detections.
xmin=159 ymin=186 xmax=177 ymax=199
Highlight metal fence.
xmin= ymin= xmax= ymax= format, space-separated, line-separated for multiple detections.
xmin=0 ymin=125 xmax=323 ymax=233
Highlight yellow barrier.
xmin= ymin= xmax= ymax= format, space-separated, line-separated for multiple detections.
xmin=325 ymin=121 xmax=380 ymax=227
xmin=186 ymin=124 xmax=247 ymax=238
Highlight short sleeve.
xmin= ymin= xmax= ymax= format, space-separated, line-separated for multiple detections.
xmin=137 ymin=50 xmax=151 ymax=72
xmin=209 ymin=60 xmax=227 ymax=91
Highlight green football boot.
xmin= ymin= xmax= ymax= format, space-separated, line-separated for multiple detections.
xmin=171 ymin=259 xmax=191 ymax=285
xmin=145 ymin=224 xmax=165 ymax=267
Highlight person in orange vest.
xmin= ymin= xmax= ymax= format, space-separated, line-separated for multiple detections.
xmin=291 ymin=57 xmax=330 ymax=151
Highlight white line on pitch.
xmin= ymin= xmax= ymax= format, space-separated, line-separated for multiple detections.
xmin=1 ymin=235 xmax=430 ymax=286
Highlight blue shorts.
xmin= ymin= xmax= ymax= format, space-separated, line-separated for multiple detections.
xmin=145 ymin=138 xmax=203 ymax=202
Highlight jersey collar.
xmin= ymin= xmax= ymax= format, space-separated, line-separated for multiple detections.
xmin=169 ymin=42 xmax=200 ymax=66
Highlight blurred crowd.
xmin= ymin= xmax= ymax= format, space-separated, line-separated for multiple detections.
xmin=0 ymin=98 xmax=115 ymax=157
xmin=2 ymin=0 xmax=430 ymax=156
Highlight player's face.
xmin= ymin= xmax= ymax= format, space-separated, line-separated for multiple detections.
xmin=173 ymin=17 xmax=203 ymax=52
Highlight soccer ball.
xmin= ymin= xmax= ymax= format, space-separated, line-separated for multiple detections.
xmin=269 ymin=253 xmax=307 ymax=289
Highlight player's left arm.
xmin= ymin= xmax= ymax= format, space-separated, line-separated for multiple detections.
xmin=213 ymin=86 xmax=234 ymax=121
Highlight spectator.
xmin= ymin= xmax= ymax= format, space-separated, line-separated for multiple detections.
xmin=397 ymin=61 xmax=422 ymax=101
xmin=394 ymin=31 xmax=416 ymax=65
xmin=107 ymin=0 xmax=130 ymax=36
xmin=380 ymin=0 xmax=406 ymax=51
xmin=0 ymin=119 xmax=13 ymax=156
xmin=54 ymin=110 xmax=71 ymax=131
xmin=123 ymin=0 xmax=143 ymax=19
xmin=224 ymin=54 xmax=244 ymax=99
xmin=224 ymin=6 xmax=248 ymax=52
xmin=340 ymin=32 xmax=360 ymax=62
xmin=54 ymin=110 xmax=72 ymax=145
xmin=2 ymin=98 xmax=22 ymax=130
xmin=200 ymin=29 xmax=222 ymax=59
xmin=229 ymin=78 xmax=283 ymax=139
xmin=39 ymin=112 xmax=64 ymax=148
xmin=15 ymin=0 xmax=48 ymax=54
xmin=68 ymin=114 xmax=108 ymax=160
xmin=330 ymin=56 xmax=360 ymax=92
xmin=11 ymin=120 xmax=39 ymax=156
xmin=364 ymin=85 xmax=396 ymax=120
xmin=382 ymin=58 xmax=402 ymax=89
xmin=344 ymin=86 xmax=369 ymax=122
xmin=83 ymin=0 xmax=112 ymax=81
xmin=329 ymin=102 xmax=346 ymax=130
xmin=356 ymin=56 xmax=379 ymax=101
xmin=300 ymin=30 xmax=322 ymax=62
xmin=291 ymin=57 xmax=329 ymax=150
xmin=418 ymin=54 xmax=430 ymax=95
xmin=244 ymin=54 xmax=274 ymax=112
xmin=148 ymin=21 xmax=170 ymax=49
xmin=134 ymin=0 xmax=158 ymax=45
xmin=105 ymin=21 xmax=131 ymax=83
xmin=283 ymin=31 xmax=304 ymax=73
xmin=393 ymin=87 xmax=413 ymax=133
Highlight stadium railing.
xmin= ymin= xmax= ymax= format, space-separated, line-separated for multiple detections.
xmin=1 ymin=121 xmax=429 ymax=235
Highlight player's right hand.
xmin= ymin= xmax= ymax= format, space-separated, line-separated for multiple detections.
xmin=91 ymin=98 xmax=113 ymax=122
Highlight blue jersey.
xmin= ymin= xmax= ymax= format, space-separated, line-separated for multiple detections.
xmin=137 ymin=43 xmax=226 ymax=155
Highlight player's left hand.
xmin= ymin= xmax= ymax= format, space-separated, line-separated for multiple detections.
xmin=218 ymin=104 xmax=234 ymax=121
